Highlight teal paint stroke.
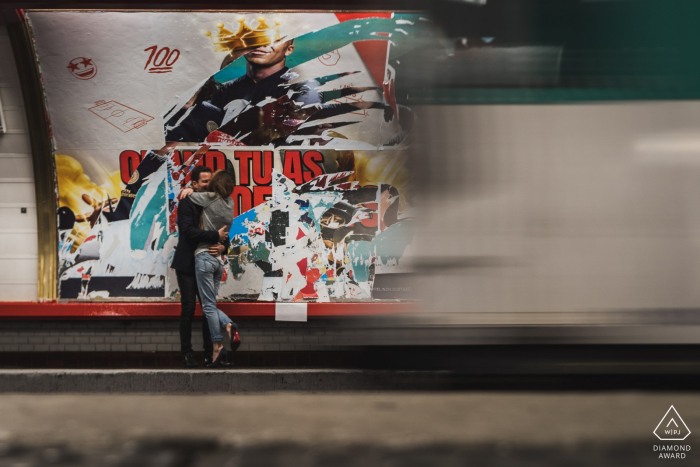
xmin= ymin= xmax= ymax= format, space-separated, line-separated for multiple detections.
xmin=314 ymin=71 xmax=360 ymax=86
xmin=347 ymin=240 xmax=374 ymax=283
xmin=130 ymin=172 xmax=169 ymax=251
xmin=406 ymin=87 xmax=700 ymax=106
xmin=246 ymin=241 xmax=270 ymax=263
xmin=214 ymin=14 xmax=439 ymax=84
xmin=343 ymin=220 xmax=415 ymax=284
xmin=304 ymin=193 xmax=342 ymax=232
xmin=230 ymin=256 xmax=243 ymax=275
xmin=373 ymin=219 xmax=414 ymax=265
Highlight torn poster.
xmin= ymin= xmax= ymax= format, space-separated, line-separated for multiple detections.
xmin=26 ymin=11 xmax=437 ymax=301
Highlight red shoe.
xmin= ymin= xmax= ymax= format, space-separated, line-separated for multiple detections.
xmin=231 ymin=329 xmax=241 ymax=351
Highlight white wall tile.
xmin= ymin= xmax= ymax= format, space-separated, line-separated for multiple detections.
xmin=3 ymin=109 xmax=28 ymax=131
xmin=0 ymin=86 xmax=24 ymax=107
xmin=0 ymin=182 xmax=36 ymax=204
xmin=0 ymin=284 xmax=37 ymax=301
xmin=0 ymin=257 xmax=37 ymax=283
xmin=0 ymin=25 xmax=38 ymax=301
xmin=0 ymin=155 xmax=33 ymax=179
xmin=0 ymin=133 xmax=31 ymax=154
xmin=0 ymin=231 xmax=38 ymax=256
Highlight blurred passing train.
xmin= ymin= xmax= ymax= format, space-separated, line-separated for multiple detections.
xmin=365 ymin=0 xmax=700 ymax=348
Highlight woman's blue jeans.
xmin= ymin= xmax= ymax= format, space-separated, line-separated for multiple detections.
xmin=194 ymin=251 xmax=235 ymax=343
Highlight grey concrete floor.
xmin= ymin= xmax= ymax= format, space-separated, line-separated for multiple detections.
xmin=0 ymin=392 xmax=697 ymax=466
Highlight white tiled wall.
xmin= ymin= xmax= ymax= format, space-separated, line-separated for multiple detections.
xmin=0 ymin=26 xmax=38 ymax=301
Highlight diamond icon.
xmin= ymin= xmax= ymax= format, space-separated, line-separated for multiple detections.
xmin=654 ymin=406 xmax=691 ymax=441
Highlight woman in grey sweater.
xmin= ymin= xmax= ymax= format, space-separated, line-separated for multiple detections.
xmin=181 ymin=170 xmax=238 ymax=367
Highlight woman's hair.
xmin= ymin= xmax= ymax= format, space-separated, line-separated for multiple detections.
xmin=207 ymin=170 xmax=234 ymax=198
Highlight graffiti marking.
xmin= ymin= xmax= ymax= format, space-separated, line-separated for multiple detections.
xmin=88 ymin=100 xmax=154 ymax=133
xmin=318 ymin=49 xmax=341 ymax=66
xmin=331 ymin=83 xmax=369 ymax=117
xmin=144 ymin=45 xmax=180 ymax=74
xmin=67 ymin=57 xmax=97 ymax=80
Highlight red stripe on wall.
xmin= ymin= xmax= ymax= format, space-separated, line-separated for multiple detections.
xmin=334 ymin=12 xmax=393 ymax=22
xmin=0 ymin=302 xmax=416 ymax=319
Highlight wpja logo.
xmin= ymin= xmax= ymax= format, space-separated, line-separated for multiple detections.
xmin=653 ymin=405 xmax=691 ymax=459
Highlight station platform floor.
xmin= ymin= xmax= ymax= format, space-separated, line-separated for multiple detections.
xmin=0 ymin=390 xmax=696 ymax=466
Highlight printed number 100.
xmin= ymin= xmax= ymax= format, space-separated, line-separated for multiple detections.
xmin=144 ymin=45 xmax=180 ymax=69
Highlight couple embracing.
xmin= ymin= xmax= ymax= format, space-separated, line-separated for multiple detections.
xmin=171 ymin=165 xmax=241 ymax=368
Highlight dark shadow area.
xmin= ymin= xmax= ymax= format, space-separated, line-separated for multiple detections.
xmin=0 ymin=439 xmax=678 ymax=467
xmin=3 ymin=345 xmax=700 ymax=390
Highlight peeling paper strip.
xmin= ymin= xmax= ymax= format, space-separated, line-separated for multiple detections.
xmin=275 ymin=303 xmax=308 ymax=322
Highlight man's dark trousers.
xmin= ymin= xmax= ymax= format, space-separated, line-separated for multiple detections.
xmin=176 ymin=271 xmax=213 ymax=359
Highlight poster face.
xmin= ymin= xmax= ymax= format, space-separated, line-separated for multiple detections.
xmin=26 ymin=11 xmax=433 ymax=302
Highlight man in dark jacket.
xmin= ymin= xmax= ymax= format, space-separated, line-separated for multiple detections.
xmin=164 ymin=39 xmax=322 ymax=145
xmin=171 ymin=165 xmax=229 ymax=368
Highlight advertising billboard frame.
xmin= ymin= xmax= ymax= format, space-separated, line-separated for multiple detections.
xmin=7 ymin=7 xmax=422 ymax=317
